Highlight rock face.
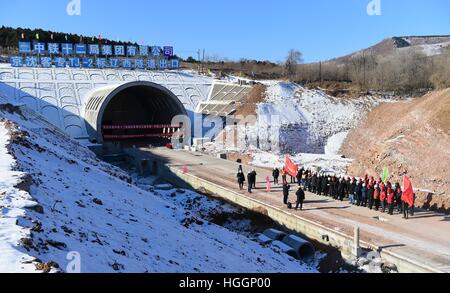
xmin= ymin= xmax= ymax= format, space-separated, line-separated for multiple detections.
xmin=341 ymin=89 xmax=450 ymax=213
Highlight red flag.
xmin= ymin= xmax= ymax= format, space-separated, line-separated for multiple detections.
xmin=402 ymin=176 xmax=414 ymax=208
xmin=284 ymin=155 xmax=299 ymax=177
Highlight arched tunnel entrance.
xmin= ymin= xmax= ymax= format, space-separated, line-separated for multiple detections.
xmin=85 ymin=81 xmax=188 ymax=147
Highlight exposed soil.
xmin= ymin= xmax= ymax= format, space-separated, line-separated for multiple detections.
xmin=341 ymin=88 xmax=450 ymax=214
xmin=234 ymin=84 xmax=267 ymax=117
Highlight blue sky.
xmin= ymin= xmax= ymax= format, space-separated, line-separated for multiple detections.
xmin=0 ymin=0 xmax=449 ymax=62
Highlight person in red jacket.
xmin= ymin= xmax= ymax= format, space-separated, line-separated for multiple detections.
xmin=380 ymin=183 xmax=387 ymax=213
xmin=373 ymin=184 xmax=380 ymax=211
xmin=387 ymin=187 xmax=395 ymax=215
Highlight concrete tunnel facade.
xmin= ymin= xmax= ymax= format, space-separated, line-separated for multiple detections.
xmin=84 ymin=81 xmax=188 ymax=144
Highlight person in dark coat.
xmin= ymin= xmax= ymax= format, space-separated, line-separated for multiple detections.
xmin=296 ymin=168 xmax=304 ymax=186
xmin=395 ymin=182 xmax=402 ymax=213
xmin=282 ymin=183 xmax=291 ymax=205
xmin=251 ymin=169 xmax=257 ymax=189
xmin=295 ymin=187 xmax=306 ymax=210
xmin=247 ymin=171 xmax=253 ymax=193
xmin=402 ymin=200 xmax=409 ymax=219
xmin=323 ymin=176 xmax=330 ymax=196
xmin=355 ymin=180 xmax=362 ymax=206
xmin=237 ymin=170 xmax=245 ymax=190
xmin=272 ymin=168 xmax=280 ymax=185
xmin=345 ymin=177 xmax=352 ymax=199
xmin=361 ymin=183 xmax=368 ymax=207
xmin=305 ymin=171 xmax=311 ymax=192
xmin=329 ymin=177 xmax=337 ymax=199
xmin=317 ymin=175 xmax=323 ymax=195
xmin=337 ymin=178 xmax=346 ymax=201
xmin=349 ymin=178 xmax=356 ymax=204
xmin=311 ymin=173 xmax=318 ymax=194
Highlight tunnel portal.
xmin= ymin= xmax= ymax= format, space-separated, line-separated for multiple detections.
xmin=85 ymin=81 xmax=187 ymax=146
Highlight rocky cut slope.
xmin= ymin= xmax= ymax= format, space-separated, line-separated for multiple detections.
xmin=341 ymin=89 xmax=450 ymax=213
xmin=0 ymin=103 xmax=315 ymax=273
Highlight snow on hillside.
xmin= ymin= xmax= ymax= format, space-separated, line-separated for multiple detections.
xmin=0 ymin=103 xmax=316 ymax=273
xmin=0 ymin=121 xmax=37 ymax=272
xmin=204 ymin=81 xmax=401 ymax=174
xmin=398 ymin=41 xmax=450 ymax=57
xmin=256 ymin=82 xmax=395 ymax=154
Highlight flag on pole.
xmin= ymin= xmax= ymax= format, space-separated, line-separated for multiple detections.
xmin=284 ymin=155 xmax=299 ymax=178
xmin=401 ymin=176 xmax=414 ymax=208
xmin=381 ymin=167 xmax=389 ymax=183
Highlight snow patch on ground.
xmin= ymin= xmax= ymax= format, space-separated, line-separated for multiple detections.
xmin=254 ymin=82 xmax=397 ymax=154
xmin=0 ymin=122 xmax=38 ymax=273
xmin=325 ymin=132 xmax=349 ymax=155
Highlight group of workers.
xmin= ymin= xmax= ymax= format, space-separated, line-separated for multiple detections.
xmin=237 ymin=165 xmax=416 ymax=219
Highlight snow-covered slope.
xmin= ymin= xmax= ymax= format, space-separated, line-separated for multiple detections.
xmin=0 ymin=120 xmax=37 ymax=272
xmin=203 ymin=81 xmax=402 ymax=175
xmin=256 ymin=82 xmax=396 ymax=154
xmin=0 ymin=103 xmax=315 ymax=273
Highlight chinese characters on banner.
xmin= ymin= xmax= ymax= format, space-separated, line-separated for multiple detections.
xmin=12 ymin=42 xmax=179 ymax=70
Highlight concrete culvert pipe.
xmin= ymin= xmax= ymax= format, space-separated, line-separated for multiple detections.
xmin=263 ymin=228 xmax=287 ymax=241
xmin=256 ymin=233 xmax=274 ymax=245
xmin=282 ymin=235 xmax=316 ymax=261
xmin=271 ymin=241 xmax=298 ymax=259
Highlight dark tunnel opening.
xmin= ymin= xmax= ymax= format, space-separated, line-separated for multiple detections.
xmin=100 ymin=84 xmax=186 ymax=147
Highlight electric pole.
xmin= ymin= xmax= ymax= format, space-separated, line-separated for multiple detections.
xmin=319 ymin=61 xmax=323 ymax=85
xmin=197 ymin=49 xmax=201 ymax=74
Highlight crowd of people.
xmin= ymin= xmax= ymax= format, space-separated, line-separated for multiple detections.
xmin=237 ymin=165 xmax=416 ymax=219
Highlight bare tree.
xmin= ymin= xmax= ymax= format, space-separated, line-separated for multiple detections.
xmin=284 ymin=49 xmax=303 ymax=80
